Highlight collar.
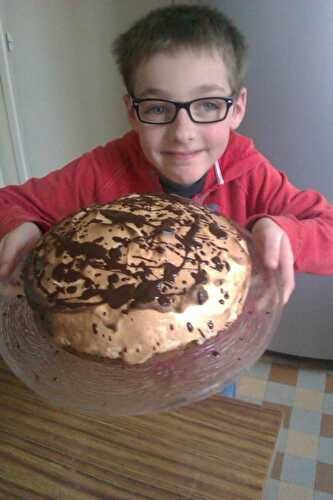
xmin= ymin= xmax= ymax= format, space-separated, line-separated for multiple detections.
xmin=159 ymin=172 xmax=208 ymax=198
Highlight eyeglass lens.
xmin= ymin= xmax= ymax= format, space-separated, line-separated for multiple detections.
xmin=137 ymin=98 xmax=229 ymax=123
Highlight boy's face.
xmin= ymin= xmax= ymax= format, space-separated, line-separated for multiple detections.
xmin=124 ymin=49 xmax=247 ymax=185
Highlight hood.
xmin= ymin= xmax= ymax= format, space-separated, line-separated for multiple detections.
xmin=219 ymin=131 xmax=267 ymax=183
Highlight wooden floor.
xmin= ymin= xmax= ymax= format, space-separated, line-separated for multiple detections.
xmin=0 ymin=357 xmax=281 ymax=500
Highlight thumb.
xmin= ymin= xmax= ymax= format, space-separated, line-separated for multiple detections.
xmin=0 ymin=223 xmax=41 ymax=279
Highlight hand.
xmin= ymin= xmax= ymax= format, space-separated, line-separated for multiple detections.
xmin=0 ymin=222 xmax=42 ymax=283
xmin=251 ymin=217 xmax=295 ymax=304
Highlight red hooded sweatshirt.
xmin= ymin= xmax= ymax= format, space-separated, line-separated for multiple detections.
xmin=0 ymin=130 xmax=332 ymax=274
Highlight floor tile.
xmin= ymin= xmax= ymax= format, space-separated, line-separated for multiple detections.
xmin=326 ymin=374 xmax=333 ymax=393
xmin=265 ymin=381 xmax=296 ymax=406
xmin=323 ymin=394 xmax=333 ymax=415
xmin=278 ymin=481 xmax=314 ymax=500
xmin=290 ymin=407 xmax=322 ymax=435
xmin=281 ymin=455 xmax=316 ymax=488
xmin=314 ymin=491 xmax=333 ymax=500
xmin=285 ymin=430 xmax=319 ymax=459
xmin=318 ymin=437 xmax=333 ymax=465
xmin=321 ymin=414 xmax=333 ymax=438
xmin=247 ymin=358 xmax=271 ymax=380
xmin=237 ymin=375 xmax=266 ymax=400
xmin=298 ymin=368 xmax=327 ymax=392
xmin=315 ymin=462 xmax=333 ymax=494
xmin=294 ymin=388 xmax=324 ymax=412
xmin=276 ymin=428 xmax=288 ymax=453
xmin=240 ymin=352 xmax=333 ymax=498
xmin=270 ymin=363 xmax=299 ymax=386
xmin=263 ymin=478 xmax=280 ymax=500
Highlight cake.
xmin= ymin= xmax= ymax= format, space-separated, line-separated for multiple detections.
xmin=23 ymin=193 xmax=252 ymax=364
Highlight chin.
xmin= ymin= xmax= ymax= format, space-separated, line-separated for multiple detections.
xmin=161 ymin=164 xmax=208 ymax=183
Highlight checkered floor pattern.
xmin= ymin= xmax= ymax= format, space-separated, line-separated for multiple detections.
xmin=236 ymin=351 xmax=333 ymax=499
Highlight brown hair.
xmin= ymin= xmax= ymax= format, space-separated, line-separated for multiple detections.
xmin=112 ymin=3 xmax=248 ymax=97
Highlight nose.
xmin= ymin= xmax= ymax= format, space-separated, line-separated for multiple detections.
xmin=168 ymin=108 xmax=197 ymax=142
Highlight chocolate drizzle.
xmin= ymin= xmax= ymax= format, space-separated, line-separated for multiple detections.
xmin=24 ymin=193 xmax=240 ymax=314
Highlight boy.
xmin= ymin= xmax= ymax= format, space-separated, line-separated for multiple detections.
xmin=0 ymin=4 xmax=332 ymax=307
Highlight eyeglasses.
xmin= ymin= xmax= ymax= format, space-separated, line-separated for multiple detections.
xmin=131 ymin=96 xmax=234 ymax=124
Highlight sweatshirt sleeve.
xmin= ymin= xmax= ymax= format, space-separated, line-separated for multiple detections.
xmin=0 ymin=149 xmax=110 ymax=240
xmin=245 ymin=162 xmax=333 ymax=274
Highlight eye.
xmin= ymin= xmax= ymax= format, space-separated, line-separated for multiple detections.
xmin=141 ymin=104 xmax=167 ymax=116
xmin=199 ymin=100 xmax=220 ymax=111
xmin=149 ymin=106 xmax=166 ymax=115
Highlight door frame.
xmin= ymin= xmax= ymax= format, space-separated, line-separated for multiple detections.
xmin=0 ymin=18 xmax=30 ymax=183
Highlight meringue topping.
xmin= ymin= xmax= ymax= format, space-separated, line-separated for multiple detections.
xmin=23 ymin=193 xmax=252 ymax=364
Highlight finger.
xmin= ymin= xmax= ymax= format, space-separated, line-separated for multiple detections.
xmin=0 ymin=246 xmax=19 ymax=279
xmin=0 ymin=238 xmax=15 ymax=277
xmin=253 ymin=221 xmax=283 ymax=269
xmin=279 ymin=234 xmax=295 ymax=304
xmin=0 ymin=232 xmax=30 ymax=279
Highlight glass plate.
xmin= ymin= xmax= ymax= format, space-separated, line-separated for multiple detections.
xmin=0 ymin=233 xmax=284 ymax=416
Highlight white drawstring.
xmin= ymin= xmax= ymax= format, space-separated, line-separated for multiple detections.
xmin=214 ymin=160 xmax=224 ymax=185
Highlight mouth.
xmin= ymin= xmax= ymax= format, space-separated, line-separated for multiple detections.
xmin=163 ymin=150 xmax=204 ymax=160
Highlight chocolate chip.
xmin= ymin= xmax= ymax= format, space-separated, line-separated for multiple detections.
xmin=159 ymin=296 xmax=171 ymax=307
xmin=208 ymin=320 xmax=214 ymax=330
xmin=197 ymin=289 xmax=208 ymax=305
xmin=187 ymin=322 xmax=194 ymax=332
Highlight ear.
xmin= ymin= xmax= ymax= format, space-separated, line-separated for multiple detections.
xmin=123 ymin=95 xmax=139 ymax=131
xmin=229 ymin=87 xmax=247 ymax=130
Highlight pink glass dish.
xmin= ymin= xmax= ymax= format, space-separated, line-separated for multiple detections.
xmin=0 ymin=233 xmax=284 ymax=416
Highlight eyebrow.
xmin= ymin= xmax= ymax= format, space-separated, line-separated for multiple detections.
xmin=136 ymin=84 xmax=228 ymax=99
xmin=193 ymin=84 xmax=228 ymax=94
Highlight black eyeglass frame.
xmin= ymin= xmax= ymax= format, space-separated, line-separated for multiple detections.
xmin=131 ymin=96 xmax=234 ymax=124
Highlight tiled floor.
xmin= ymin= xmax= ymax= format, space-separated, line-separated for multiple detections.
xmin=236 ymin=351 xmax=333 ymax=500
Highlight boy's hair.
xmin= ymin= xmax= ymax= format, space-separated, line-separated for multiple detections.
xmin=112 ymin=4 xmax=248 ymax=97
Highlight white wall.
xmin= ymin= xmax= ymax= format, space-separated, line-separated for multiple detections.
xmin=0 ymin=0 xmax=169 ymax=180
xmin=0 ymin=77 xmax=18 ymax=185
xmin=213 ymin=0 xmax=333 ymax=197
xmin=213 ymin=0 xmax=333 ymax=359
